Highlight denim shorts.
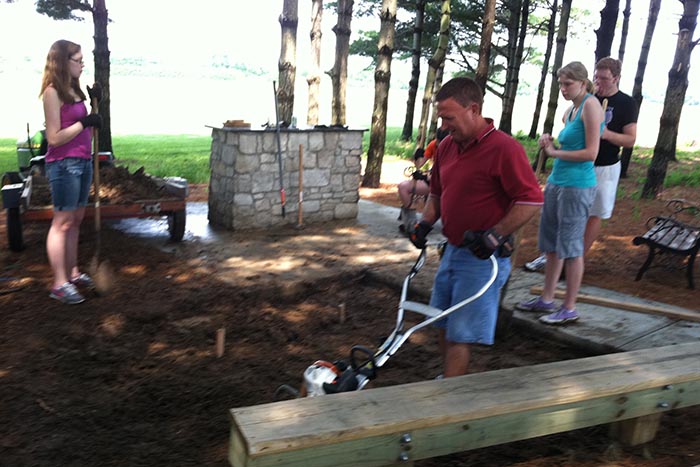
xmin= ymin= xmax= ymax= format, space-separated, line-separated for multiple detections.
xmin=538 ymin=183 xmax=596 ymax=258
xmin=430 ymin=244 xmax=511 ymax=345
xmin=46 ymin=157 xmax=93 ymax=211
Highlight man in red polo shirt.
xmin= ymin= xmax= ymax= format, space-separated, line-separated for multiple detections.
xmin=410 ymin=77 xmax=543 ymax=377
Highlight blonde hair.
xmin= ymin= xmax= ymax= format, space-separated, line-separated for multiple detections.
xmin=40 ymin=40 xmax=87 ymax=103
xmin=557 ymin=61 xmax=595 ymax=93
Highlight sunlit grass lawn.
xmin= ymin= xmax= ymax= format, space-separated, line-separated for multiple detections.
xmin=111 ymin=134 xmax=211 ymax=183
xmin=0 ymin=138 xmax=15 ymax=176
xmin=2 ymin=132 xmax=699 ymax=188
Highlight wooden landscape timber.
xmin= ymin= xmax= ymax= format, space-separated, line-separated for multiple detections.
xmin=529 ymin=286 xmax=700 ymax=322
xmin=228 ymin=342 xmax=700 ymax=467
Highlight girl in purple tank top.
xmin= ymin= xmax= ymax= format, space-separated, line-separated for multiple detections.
xmin=40 ymin=39 xmax=102 ymax=305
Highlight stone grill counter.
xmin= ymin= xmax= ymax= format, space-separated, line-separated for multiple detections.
xmin=209 ymin=127 xmax=365 ymax=230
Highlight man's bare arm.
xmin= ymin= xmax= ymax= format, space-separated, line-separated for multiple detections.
xmin=491 ymin=204 xmax=541 ymax=237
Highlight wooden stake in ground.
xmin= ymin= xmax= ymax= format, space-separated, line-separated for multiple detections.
xmin=216 ymin=328 xmax=226 ymax=358
xmin=338 ymin=303 xmax=346 ymax=324
xmin=298 ymin=144 xmax=304 ymax=228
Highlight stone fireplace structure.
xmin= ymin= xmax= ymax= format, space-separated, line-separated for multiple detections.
xmin=208 ymin=127 xmax=365 ymax=230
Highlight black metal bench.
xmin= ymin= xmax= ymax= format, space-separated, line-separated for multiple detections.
xmin=633 ymin=199 xmax=700 ymax=289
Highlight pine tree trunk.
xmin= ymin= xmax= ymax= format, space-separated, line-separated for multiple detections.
xmin=620 ymin=0 xmax=660 ymax=178
xmin=278 ymin=0 xmax=298 ymax=125
xmin=474 ymin=0 xmax=496 ymax=93
xmin=417 ymin=0 xmax=451 ymax=149
xmin=642 ymin=0 xmax=699 ymax=199
xmin=595 ymin=0 xmax=620 ymax=64
xmin=307 ymin=0 xmax=323 ymax=126
xmin=529 ymin=0 xmax=557 ymax=139
xmin=329 ymin=0 xmax=353 ymax=126
xmin=92 ymin=0 xmax=111 ymax=153
xmin=538 ymin=0 xmax=571 ymax=171
xmin=499 ymin=0 xmax=529 ymax=135
xmin=428 ymin=61 xmax=445 ymax=138
xmin=617 ymin=0 xmax=632 ymax=62
xmin=542 ymin=0 xmax=571 ymax=135
xmin=362 ymin=0 xmax=397 ymax=188
xmin=400 ymin=0 xmax=426 ymax=142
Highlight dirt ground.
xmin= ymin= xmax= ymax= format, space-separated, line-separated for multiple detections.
xmin=1 ymin=161 xmax=699 ymax=466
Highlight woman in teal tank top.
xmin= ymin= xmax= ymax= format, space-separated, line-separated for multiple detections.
xmin=518 ymin=61 xmax=604 ymax=325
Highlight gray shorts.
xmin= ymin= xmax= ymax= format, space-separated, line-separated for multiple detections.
xmin=538 ymin=183 xmax=596 ymax=259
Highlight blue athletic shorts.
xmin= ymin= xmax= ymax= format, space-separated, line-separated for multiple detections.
xmin=430 ymin=244 xmax=511 ymax=345
xmin=46 ymin=157 xmax=93 ymax=211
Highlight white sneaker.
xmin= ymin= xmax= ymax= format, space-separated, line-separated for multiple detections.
xmin=524 ymin=254 xmax=547 ymax=272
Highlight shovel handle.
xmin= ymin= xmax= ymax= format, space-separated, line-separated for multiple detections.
xmin=91 ymin=93 xmax=101 ymax=232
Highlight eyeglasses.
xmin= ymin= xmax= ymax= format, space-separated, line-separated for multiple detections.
xmin=70 ymin=58 xmax=84 ymax=65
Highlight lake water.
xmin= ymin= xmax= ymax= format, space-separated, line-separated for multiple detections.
xmin=4 ymin=64 xmax=698 ymax=150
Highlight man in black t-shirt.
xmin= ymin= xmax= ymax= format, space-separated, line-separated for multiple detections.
xmin=584 ymin=57 xmax=638 ymax=253
xmin=525 ymin=57 xmax=638 ymax=272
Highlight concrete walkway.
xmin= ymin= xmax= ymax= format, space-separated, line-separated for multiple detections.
xmin=357 ymin=199 xmax=700 ymax=355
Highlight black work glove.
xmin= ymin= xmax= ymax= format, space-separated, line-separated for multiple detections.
xmin=80 ymin=114 xmax=102 ymax=129
xmin=462 ymin=228 xmax=507 ymax=260
xmin=409 ymin=220 xmax=432 ymax=249
xmin=412 ymin=170 xmax=428 ymax=182
xmin=87 ymin=83 xmax=103 ymax=102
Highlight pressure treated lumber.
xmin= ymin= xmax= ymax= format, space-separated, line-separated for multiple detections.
xmin=529 ymin=286 xmax=700 ymax=322
xmin=229 ymin=342 xmax=700 ymax=467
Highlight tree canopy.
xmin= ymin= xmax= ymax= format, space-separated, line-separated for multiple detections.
xmin=36 ymin=0 xmax=92 ymax=20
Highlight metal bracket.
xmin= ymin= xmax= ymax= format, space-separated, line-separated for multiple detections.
xmin=143 ymin=202 xmax=161 ymax=214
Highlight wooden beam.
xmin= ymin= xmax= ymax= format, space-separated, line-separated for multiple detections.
xmin=529 ymin=286 xmax=700 ymax=323
xmin=610 ymin=413 xmax=663 ymax=446
xmin=229 ymin=342 xmax=700 ymax=467
xmin=22 ymin=199 xmax=186 ymax=222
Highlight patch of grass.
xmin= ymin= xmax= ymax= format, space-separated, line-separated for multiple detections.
xmin=631 ymin=204 xmax=642 ymax=221
xmin=362 ymin=127 xmax=417 ymax=160
xmin=0 ymin=138 xmax=18 ymax=175
xmin=4 ymin=132 xmax=700 ymax=191
xmin=367 ymin=127 xmax=546 ymax=164
xmin=632 ymin=148 xmax=700 ymax=188
xmin=514 ymin=134 xmax=541 ymax=167
xmin=616 ymin=184 xmax=627 ymax=199
xmin=2 ymin=135 xmax=213 ymax=183
xmin=112 ymin=134 xmax=211 ymax=183
xmin=664 ymin=153 xmax=700 ymax=187
xmin=665 ymin=168 xmax=700 ymax=187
